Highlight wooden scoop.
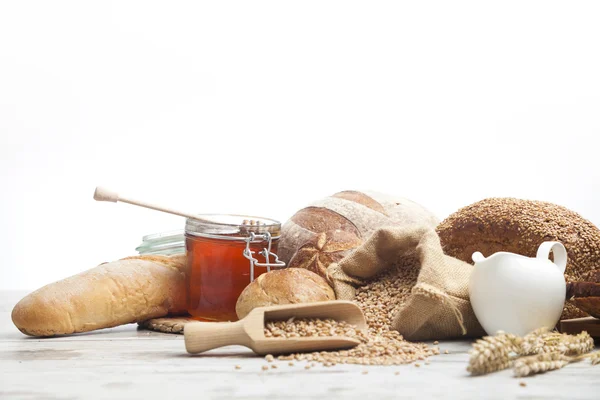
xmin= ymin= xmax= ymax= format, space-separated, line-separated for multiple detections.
xmin=184 ymin=301 xmax=367 ymax=355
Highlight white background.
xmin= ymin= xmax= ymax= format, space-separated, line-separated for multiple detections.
xmin=1 ymin=1 xmax=599 ymax=290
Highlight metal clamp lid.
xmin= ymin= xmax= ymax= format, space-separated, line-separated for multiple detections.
xmin=242 ymin=231 xmax=286 ymax=281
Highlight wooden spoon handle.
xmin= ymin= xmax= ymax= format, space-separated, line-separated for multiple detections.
xmin=93 ymin=186 xmax=204 ymax=221
xmin=184 ymin=321 xmax=250 ymax=354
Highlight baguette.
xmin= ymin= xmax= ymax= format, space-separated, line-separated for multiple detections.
xmin=11 ymin=254 xmax=187 ymax=336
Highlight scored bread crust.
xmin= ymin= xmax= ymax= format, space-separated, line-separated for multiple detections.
xmin=279 ymin=190 xmax=439 ymax=281
xmin=11 ymin=254 xmax=187 ymax=337
xmin=235 ymin=268 xmax=335 ymax=319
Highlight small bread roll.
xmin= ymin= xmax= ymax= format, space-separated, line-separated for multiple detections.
xmin=235 ymin=268 xmax=335 ymax=319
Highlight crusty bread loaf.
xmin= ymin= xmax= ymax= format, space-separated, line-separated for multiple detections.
xmin=11 ymin=254 xmax=187 ymax=336
xmin=279 ymin=190 xmax=438 ymax=281
xmin=235 ymin=268 xmax=335 ymax=319
xmin=436 ymin=198 xmax=600 ymax=320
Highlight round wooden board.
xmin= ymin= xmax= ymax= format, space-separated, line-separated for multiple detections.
xmin=138 ymin=317 xmax=197 ymax=334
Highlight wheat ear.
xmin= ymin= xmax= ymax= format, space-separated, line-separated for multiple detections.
xmin=513 ymin=352 xmax=573 ymax=377
xmin=467 ymin=332 xmax=520 ymax=375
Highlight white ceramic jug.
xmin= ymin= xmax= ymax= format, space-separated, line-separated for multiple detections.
xmin=469 ymin=242 xmax=567 ymax=337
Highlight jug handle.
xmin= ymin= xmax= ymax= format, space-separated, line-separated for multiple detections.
xmin=472 ymin=252 xmax=485 ymax=263
xmin=536 ymin=241 xmax=567 ymax=274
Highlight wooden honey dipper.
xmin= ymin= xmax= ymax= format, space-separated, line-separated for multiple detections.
xmin=93 ymin=186 xmax=261 ymax=227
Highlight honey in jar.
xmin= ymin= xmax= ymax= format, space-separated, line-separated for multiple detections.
xmin=185 ymin=214 xmax=283 ymax=321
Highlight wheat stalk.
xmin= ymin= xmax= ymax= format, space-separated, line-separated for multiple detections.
xmin=466 ymin=332 xmax=520 ymax=375
xmin=573 ymin=350 xmax=600 ymax=365
xmin=558 ymin=331 xmax=595 ymax=356
xmin=520 ymin=327 xmax=552 ymax=355
xmin=588 ymin=351 xmax=600 ymax=365
xmin=467 ymin=328 xmax=598 ymax=377
xmin=513 ymin=352 xmax=573 ymax=377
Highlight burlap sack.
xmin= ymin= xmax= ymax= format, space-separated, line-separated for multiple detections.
xmin=326 ymin=225 xmax=485 ymax=341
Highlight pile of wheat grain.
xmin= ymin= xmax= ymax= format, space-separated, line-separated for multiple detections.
xmin=354 ymin=259 xmax=419 ymax=335
xmin=265 ymin=262 xmax=437 ymax=366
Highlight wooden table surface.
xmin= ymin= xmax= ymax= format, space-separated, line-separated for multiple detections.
xmin=1 ymin=291 xmax=598 ymax=400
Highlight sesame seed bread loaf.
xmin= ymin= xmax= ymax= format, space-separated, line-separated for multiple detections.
xmin=11 ymin=254 xmax=187 ymax=336
xmin=279 ymin=190 xmax=439 ymax=282
xmin=436 ymin=198 xmax=600 ymax=320
xmin=235 ymin=268 xmax=335 ymax=319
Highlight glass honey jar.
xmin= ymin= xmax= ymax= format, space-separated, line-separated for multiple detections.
xmin=135 ymin=230 xmax=185 ymax=256
xmin=185 ymin=214 xmax=285 ymax=322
